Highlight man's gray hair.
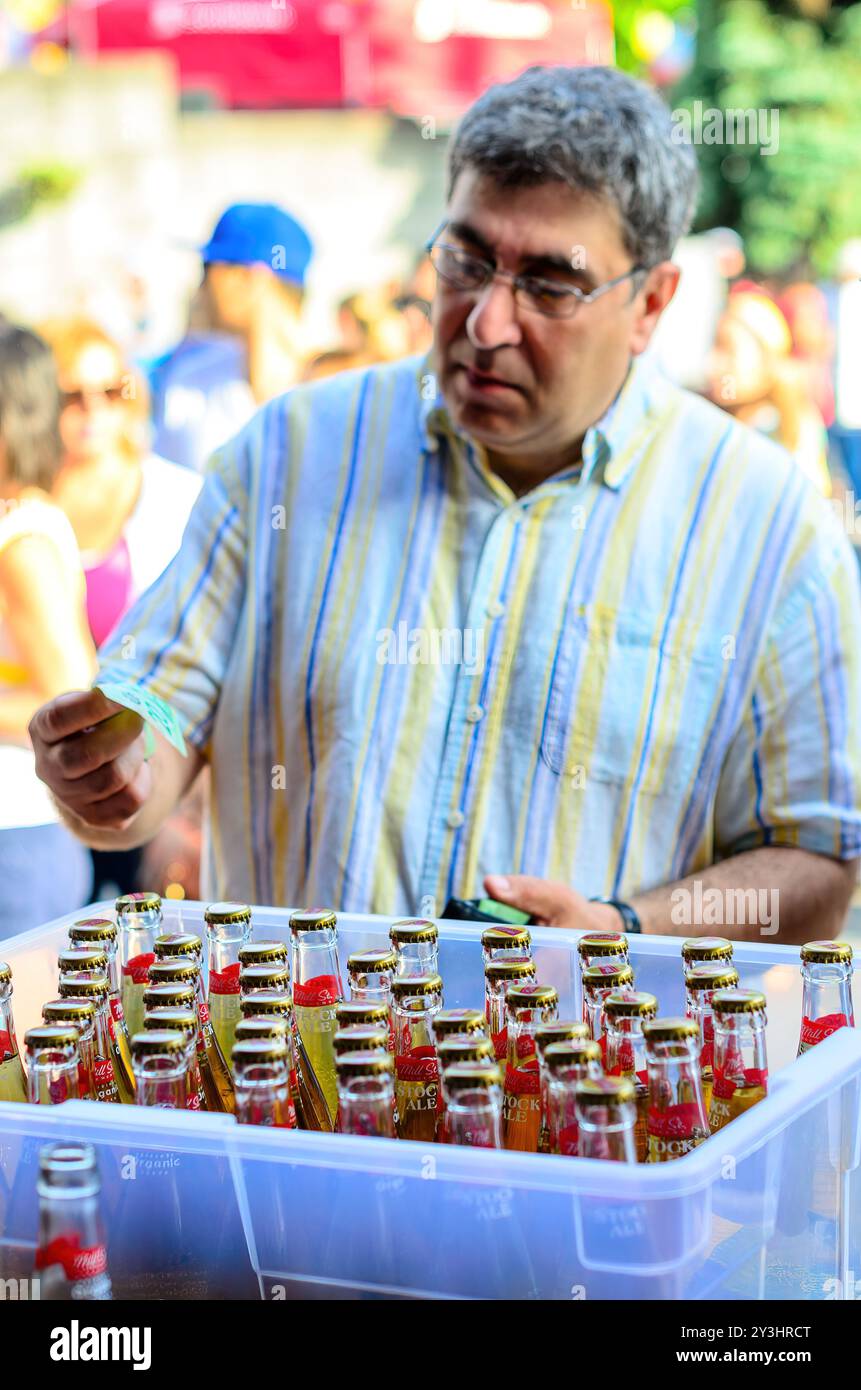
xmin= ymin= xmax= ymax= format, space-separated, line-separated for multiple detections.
xmin=447 ymin=66 xmax=699 ymax=269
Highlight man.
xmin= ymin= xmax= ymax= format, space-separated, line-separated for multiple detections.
xmin=149 ymin=202 xmax=313 ymax=471
xmin=30 ymin=66 xmax=861 ymax=944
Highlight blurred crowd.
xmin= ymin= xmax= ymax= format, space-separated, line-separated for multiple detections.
xmin=1 ymin=196 xmax=860 ymax=932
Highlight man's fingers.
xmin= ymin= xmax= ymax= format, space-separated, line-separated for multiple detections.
xmin=70 ymin=762 xmax=153 ymax=829
xmin=29 ymin=689 xmax=128 ymax=745
xmin=42 ymin=709 xmax=146 ymax=783
xmin=50 ymin=738 xmax=148 ymax=808
xmin=483 ymin=873 xmax=575 ymax=925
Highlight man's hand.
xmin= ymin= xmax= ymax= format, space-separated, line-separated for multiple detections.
xmin=483 ymin=874 xmax=622 ymax=934
xmin=29 ymin=689 xmax=153 ymax=831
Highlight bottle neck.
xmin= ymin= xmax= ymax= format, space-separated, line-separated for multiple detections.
xmin=395 ymin=942 xmax=438 ymax=976
xmin=37 ymin=1191 xmax=110 ymax=1296
xmin=28 ymin=1049 xmax=80 ymax=1105
xmin=133 ymin=1055 xmax=189 ymax=1108
xmin=393 ymin=1001 xmax=439 ymax=1055
xmin=292 ymin=929 xmax=343 ymax=1002
xmin=646 ymin=1045 xmax=709 ymax=1125
xmin=348 ymin=975 xmax=392 ymax=1004
xmin=606 ymin=1018 xmax=648 ymax=1086
xmin=0 ymin=991 xmax=18 ymax=1055
xmin=713 ymin=1014 xmax=768 ymax=1084
xmin=235 ymin=1063 xmax=293 ymax=1127
xmin=208 ymin=922 xmax=251 ymax=980
xmin=337 ymin=1075 xmax=396 ymax=1137
xmin=577 ymin=1106 xmax=637 ymax=1162
xmin=801 ymin=966 xmax=854 ymax=1029
xmin=446 ymin=1090 xmax=501 ymax=1148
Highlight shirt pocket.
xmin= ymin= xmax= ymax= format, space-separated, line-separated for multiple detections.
xmin=540 ymin=603 xmax=726 ymax=797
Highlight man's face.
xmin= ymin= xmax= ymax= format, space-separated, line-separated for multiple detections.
xmin=432 ymin=170 xmax=670 ymax=469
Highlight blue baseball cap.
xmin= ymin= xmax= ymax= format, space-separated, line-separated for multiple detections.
xmin=200 ymin=203 xmax=313 ymax=288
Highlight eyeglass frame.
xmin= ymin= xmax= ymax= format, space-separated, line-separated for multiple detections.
xmin=425 ymin=222 xmax=648 ymax=319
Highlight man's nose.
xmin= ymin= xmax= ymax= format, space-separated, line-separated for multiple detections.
xmin=465 ymin=279 xmax=523 ymax=352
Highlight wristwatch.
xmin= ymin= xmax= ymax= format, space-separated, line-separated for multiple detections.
xmin=589 ymin=896 xmax=642 ymax=935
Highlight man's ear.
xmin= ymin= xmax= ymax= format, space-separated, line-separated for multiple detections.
xmin=629 ymin=262 xmax=680 ymax=357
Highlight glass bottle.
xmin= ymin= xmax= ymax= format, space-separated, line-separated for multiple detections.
xmin=335 ymin=1051 xmax=396 ymax=1138
xmin=59 ymin=953 xmax=134 ymax=1103
xmin=239 ymin=987 xmax=329 ymax=1132
xmin=57 ymin=976 xmax=122 ymax=1104
xmin=684 ymin=962 xmax=740 ymax=1111
xmin=604 ymin=990 xmax=658 ymax=1162
xmin=332 ymin=1025 xmax=389 ymax=1058
xmin=543 ymin=1038 xmax=603 ymax=1155
xmin=480 ymin=925 xmax=532 ymax=966
xmin=577 ymin=932 xmax=629 ymax=969
xmin=116 ymin=891 xmax=162 ymax=1042
xmin=24 ymin=1026 xmax=80 ymax=1105
xmin=535 ymin=1020 xmax=590 ymax=1153
xmin=643 ymin=1016 xmax=710 ymax=1162
xmin=484 ymin=956 xmax=537 ymax=1063
xmin=149 ymin=954 xmax=235 ymax=1114
xmin=681 ymin=936 xmax=733 ymax=973
xmin=576 ymin=1076 xmax=638 ymax=1162
xmin=35 ymin=1142 xmax=111 ymax=1299
xmin=501 ymin=983 xmax=558 ymax=1152
xmin=0 ymin=961 xmax=27 ymax=1102
xmin=708 ymin=989 xmax=768 ymax=1133
xmin=238 ymin=939 xmax=289 ymax=970
xmin=205 ymin=903 xmax=253 ymax=1067
xmin=347 ymin=947 xmax=397 ymax=1002
xmin=143 ymin=1007 xmax=205 ymax=1109
xmin=69 ymin=917 xmax=134 ymax=1101
xmin=391 ymin=973 xmax=444 ymax=1142
xmin=131 ymin=1029 xmax=191 ymax=1109
xmin=42 ymin=998 xmax=97 ymax=1100
xmin=798 ymin=940 xmax=855 ymax=1052
xmin=581 ymin=961 xmax=635 ymax=1062
xmin=233 ymin=1038 xmax=296 ymax=1128
xmin=290 ymin=909 xmax=344 ymax=1126
xmin=442 ymin=1063 xmax=503 ymax=1148
xmin=240 ymin=964 xmax=291 ymax=997
xmin=234 ymin=1015 xmax=289 ymax=1046
xmin=389 ymin=919 xmax=439 ymax=977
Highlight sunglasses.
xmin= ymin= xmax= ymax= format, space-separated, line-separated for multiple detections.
xmin=61 ymin=384 xmax=126 ymax=408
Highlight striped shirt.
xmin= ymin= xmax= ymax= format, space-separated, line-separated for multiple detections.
xmin=96 ymin=352 xmax=861 ymax=912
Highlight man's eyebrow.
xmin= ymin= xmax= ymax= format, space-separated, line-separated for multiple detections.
xmin=446 ymin=221 xmax=598 ymax=289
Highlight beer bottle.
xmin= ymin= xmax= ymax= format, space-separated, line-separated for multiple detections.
xmin=149 ymin=954 xmax=235 ymax=1113
xmin=58 ymin=946 xmax=109 ymax=979
xmin=238 ymin=939 xmax=289 ymax=969
xmin=431 ymin=1008 xmax=490 ymax=1141
xmin=57 ymin=976 xmax=122 ymax=1104
xmin=205 ymin=903 xmax=252 ymax=1067
xmin=332 ymin=1025 xmax=389 ymax=1057
xmin=239 ymin=988 xmax=330 ymax=1132
xmin=24 ymin=1026 xmax=80 ymax=1105
xmin=643 ymin=1017 xmax=710 ymax=1162
xmin=0 ymin=961 xmax=27 ymax=1102
xmin=684 ymin=962 xmax=740 ymax=1110
xmin=42 ymin=998 xmax=97 ymax=1100
xmin=389 ymin=919 xmax=439 ymax=976
xmin=234 ymin=1015 xmax=289 ymax=1045
xmin=708 ymin=989 xmax=768 ymax=1133
xmin=575 ymin=1077 xmax=638 ymax=1163
xmin=116 ymin=891 xmax=162 ymax=1042
xmin=577 ymin=932 xmax=629 ymax=968
xmin=336 ymin=998 xmax=390 ymax=1032
xmin=35 ymin=1143 xmax=111 ymax=1300
xmin=289 ymin=909 xmax=344 ymax=1126
xmin=581 ymin=961 xmax=635 ymax=1060
xmin=535 ymin=1020 xmax=590 ymax=1153
xmin=502 ymin=983 xmax=558 ymax=1153
xmin=347 ymin=947 xmax=397 ymax=1001
xmin=436 ymin=1035 xmax=496 ymax=1070
xmin=143 ymin=1007 xmax=204 ymax=1109
xmin=391 ymin=973 xmax=444 ymax=1142
xmin=233 ymin=1037 xmax=296 ymax=1128
xmin=240 ymin=964 xmax=290 ymax=996
xmin=681 ymin=936 xmax=733 ymax=972
xmin=543 ymin=1038 xmax=602 ymax=1155
xmin=484 ymin=956 xmax=537 ymax=1063
xmin=69 ymin=918 xmax=134 ymax=1101
xmin=153 ymin=932 xmax=203 ymax=965
xmin=131 ymin=1029 xmax=191 ymax=1108
xmin=335 ymin=1051 xmax=396 ymax=1138
xmin=480 ymin=924 xmax=532 ymax=966
xmin=798 ymin=940 xmax=855 ymax=1053
xmin=442 ymin=1063 xmax=503 ymax=1148
xmin=59 ymin=952 xmax=135 ymax=1103
xmin=604 ymin=990 xmax=658 ymax=1163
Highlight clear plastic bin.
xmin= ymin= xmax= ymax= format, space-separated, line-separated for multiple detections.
xmin=1 ymin=901 xmax=859 ymax=1301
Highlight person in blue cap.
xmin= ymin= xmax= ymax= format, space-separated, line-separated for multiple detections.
xmin=149 ymin=203 xmax=314 ymax=472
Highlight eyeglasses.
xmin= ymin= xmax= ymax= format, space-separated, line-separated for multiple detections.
xmin=426 ymin=230 xmax=646 ymax=320
xmin=61 ymin=384 xmax=126 ymax=409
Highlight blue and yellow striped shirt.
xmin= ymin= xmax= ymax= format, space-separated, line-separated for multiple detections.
xmin=97 ymin=352 xmax=861 ymax=912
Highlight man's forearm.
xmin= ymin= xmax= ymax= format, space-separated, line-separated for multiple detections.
xmin=54 ymin=743 xmax=205 ymax=852
xmin=630 ymin=847 xmax=859 ymax=946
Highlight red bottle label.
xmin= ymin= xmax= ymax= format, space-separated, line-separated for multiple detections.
xmin=186 ymin=1090 xmax=202 ymax=1111
xmin=36 ymin=1235 xmax=108 ymax=1281
xmin=48 ymin=1076 xmax=72 ymax=1105
xmin=94 ymin=1057 xmax=116 ymax=1099
xmin=712 ymin=1065 xmax=768 ymax=1100
xmin=109 ymin=997 xmax=126 ymax=1026
xmin=122 ymin=952 xmax=155 ymax=984
xmin=395 ymin=1045 xmax=439 ymax=1083
xmin=294 ymin=974 xmax=342 ymax=1008
xmin=648 ymin=1101 xmax=702 ymax=1138
xmin=504 ymin=1057 xmax=540 ymax=1096
xmin=0 ymin=1029 xmax=13 ymax=1062
xmin=799 ymin=1013 xmax=849 ymax=1051
xmin=557 ymin=1122 xmax=579 ymax=1156
xmin=492 ymin=1027 xmax=507 ymax=1061
xmin=209 ymin=963 xmax=242 ymax=996
xmin=77 ymin=1062 xmax=90 ymax=1097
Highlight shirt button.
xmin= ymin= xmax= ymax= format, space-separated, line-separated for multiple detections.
xmin=446 ymin=810 xmax=465 ymax=830
xmin=486 ymin=600 xmax=505 ymax=619
xmin=466 ymin=704 xmax=484 ymax=723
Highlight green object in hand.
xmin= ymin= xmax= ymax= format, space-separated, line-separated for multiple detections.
xmin=477 ymin=898 xmax=531 ymax=926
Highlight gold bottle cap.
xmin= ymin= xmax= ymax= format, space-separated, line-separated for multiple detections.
xmin=577 ymin=932 xmax=628 ymax=959
xmin=484 ymin=957 xmax=537 ymax=983
xmin=712 ymin=988 xmax=767 ymax=1016
xmin=684 ymin=963 xmax=740 ymax=993
xmin=544 ymin=1039 xmax=602 ymax=1071
xmin=0 ymin=962 xmax=11 ymax=987
xmin=432 ymin=1009 xmax=486 ymax=1041
xmin=335 ymin=1000 xmax=389 ymax=1028
xmin=603 ymin=990 xmax=658 ymax=1020
xmin=143 ymin=983 xmax=196 ymax=1011
xmin=57 ymin=947 xmax=109 ymax=975
xmin=143 ymin=1008 xmax=198 ymax=1039
xmin=42 ymin=997 xmax=96 ymax=1025
xmin=581 ymin=962 xmax=635 ymax=992
xmin=442 ymin=1062 xmax=501 ymax=1092
xmin=681 ymin=936 xmax=734 ymax=964
xmin=25 ymin=1025 xmax=79 ymax=1052
xmin=576 ymin=1075 xmax=636 ymax=1108
xmin=332 ymin=1026 xmax=389 ymax=1056
xmin=505 ymin=983 xmax=558 ymax=1012
xmin=131 ymin=1029 xmax=186 ymax=1057
xmin=147 ymin=957 xmax=199 ymax=985
xmin=238 ymin=940 xmax=288 ymax=967
xmin=240 ymin=964 xmax=291 ymax=992
xmin=116 ymin=892 xmax=161 ymax=915
xmin=239 ymin=988 xmax=292 ymax=1018
xmin=235 ymin=1017 xmax=289 ymax=1043
xmin=643 ymin=1016 xmax=700 ymax=1044
xmin=801 ymin=940 xmax=853 ymax=965
xmin=289 ymin=909 xmax=338 ymax=934
xmin=232 ymin=1038 xmax=289 ymax=1067
xmin=58 ymin=974 xmax=109 ymax=1000
xmin=436 ymin=1036 xmax=495 ymax=1065
xmin=390 ymin=973 xmax=443 ymax=997
xmin=347 ymin=948 xmax=398 ymax=975
xmin=154 ymin=933 xmax=203 ymax=960
xmin=69 ymin=918 xmax=117 ymax=945
xmin=204 ymin=902 xmax=252 ymax=927
xmin=536 ymin=1020 xmax=590 ymax=1054
xmin=481 ymin=925 xmax=532 ymax=950
xmin=335 ymin=1050 xmax=394 ymax=1078
xmin=389 ymin=918 xmax=438 ymax=946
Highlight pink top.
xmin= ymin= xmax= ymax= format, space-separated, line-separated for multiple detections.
xmin=84 ymin=535 xmax=134 ymax=648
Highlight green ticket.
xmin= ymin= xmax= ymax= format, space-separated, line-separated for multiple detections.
xmin=95 ymin=680 xmax=187 ymax=757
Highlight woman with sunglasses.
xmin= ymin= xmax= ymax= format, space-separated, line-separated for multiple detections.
xmin=0 ymin=323 xmax=96 ymax=934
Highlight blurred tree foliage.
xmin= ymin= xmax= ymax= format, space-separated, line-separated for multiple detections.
xmin=611 ymin=0 xmax=693 ymax=74
xmin=673 ymin=0 xmax=861 ymax=277
xmin=0 ymin=163 xmax=79 ymax=231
